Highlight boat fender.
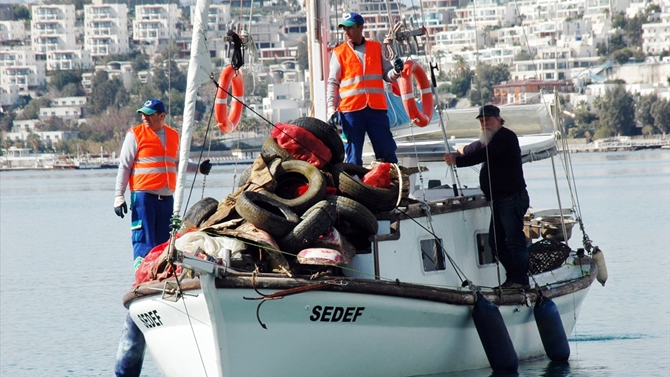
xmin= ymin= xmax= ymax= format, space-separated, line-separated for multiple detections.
xmin=471 ymin=291 xmax=519 ymax=372
xmin=214 ymin=65 xmax=244 ymax=133
xmin=534 ymin=296 xmax=570 ymax=362
xmin=397 ymin=60 xmax=434 ymax=127
xmin=592 ymin=246 xmax=608 ymax=286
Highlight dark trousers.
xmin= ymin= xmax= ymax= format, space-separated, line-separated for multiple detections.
xmin=117 ymin=192 xmax=172 ymax=376
xmin=115 ymin=313 xmax=146 ymax=377
xmin=340 ymin=107 xmax=398 ymax=166
xmin=489 ymin=189 xmax=530 ymax=285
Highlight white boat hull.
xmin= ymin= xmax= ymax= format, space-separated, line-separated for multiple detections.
xmin=128 ymin=261 xmax=593 ymax=377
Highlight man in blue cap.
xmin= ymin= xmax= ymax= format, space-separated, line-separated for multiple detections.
xmin=112 ymin=98 xmax=212 ymax=376
xmin=327 ymin=12 xmax=404 ymax=166
xmin=443 ymin=105 xmax=530 ymax=290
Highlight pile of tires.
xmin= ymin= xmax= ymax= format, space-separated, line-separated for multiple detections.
xmin=232 ymin=117 xmax=399 ymax=256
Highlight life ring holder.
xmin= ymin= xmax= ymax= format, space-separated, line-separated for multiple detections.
xmin=215 ymin=65 xmax=244 ymax=133
xmin=396 ymin=60 xmax=433 ymax=127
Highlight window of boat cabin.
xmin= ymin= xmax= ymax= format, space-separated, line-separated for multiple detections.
xmin=420 ymin=239 xmax=446 ymax=271
xmin=476 ymin=233 xmax=495 ymax=265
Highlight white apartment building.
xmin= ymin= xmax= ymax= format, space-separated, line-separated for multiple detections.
xmin=133 ymin=4 xmax=180 ymax=52
xmin=262 ymin=81 xmax=309 ymax=124
xmin=31 ymin=4 xmax=77 ymax=58
xmin=642 ymin=3 xmax=670 ymax=55
xmin=81 ymin=61 xmax=135 ymax=94
xmin=433 ymin=27 xmax=487 ymax=55
xmin=0 ymin=21 xmax=26 ymax=43
xmin=52 ymin=96 xmax=87 ymax=107
xmin=46 ymin=50 xmax=93 ymax=71
xmin=0 ymin=64 xmax=45 ymax=91
xmin=39 ymin=106 xmax=83 ymax=121
xmin=584 ymin=0 xmax=631 ymax=17
xmin=0 ymin=47 xmax=36 ymax=68
xmin=84 ymin=1 xmax=130 ymax=60
xmin=0 ymin=85 xmax=19 ymax=108
xmin=450 ymin=3 xmax=519 ymax=28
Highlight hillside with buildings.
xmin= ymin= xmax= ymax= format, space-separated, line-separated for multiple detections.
xmin=0 ymin=0 xmax=669 ymax=156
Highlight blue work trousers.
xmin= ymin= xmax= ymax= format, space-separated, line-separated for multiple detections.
xmin=489 ymin=189 xmax=530 ymax=285
xmin=130 ymin=192 xmax=173 ymax=270
xmin=341 ymin=107 xmax=398 ymax=166
xmin=116 ymin=192 xmax=172 ymax=377
xmin=115 ymin=313 xmax=146 ymax=377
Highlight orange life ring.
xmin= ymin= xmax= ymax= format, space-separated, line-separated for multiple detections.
xmin=397 ymin=60 xmax=433 ymax=127
xmin=215 ymin=65 xmax=244 ymax=133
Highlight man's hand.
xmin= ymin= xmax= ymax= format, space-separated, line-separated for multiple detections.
xmin=114 ymin=195 xmax=127 ymax=218
xmin=199 ymin=159 xmax=212 ymax=175
xmin=394 ymin=58 xmax=404 ymax=74
xmin=328 ymin=112 xmax=339 ymax=129
xmin=443 ymin=153 xmax=458 ymax=166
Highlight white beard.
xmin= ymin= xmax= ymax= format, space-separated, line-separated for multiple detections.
xmin=479 ymin=128 xmax=497 ymax=144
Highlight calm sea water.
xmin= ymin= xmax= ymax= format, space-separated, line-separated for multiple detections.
xmin=1 ymin=150 xmax=668 ymax=377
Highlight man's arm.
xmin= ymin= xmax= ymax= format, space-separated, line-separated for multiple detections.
xmin=115 ymin=130 xmax=138 ymax=197
xmin=326 ymin=52 xmax=342 ymax=118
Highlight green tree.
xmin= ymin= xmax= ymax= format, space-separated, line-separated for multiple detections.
xmin=650 ymin=99 xmax=670 ymax=134
xmin=88 ymin=71 xmax=126 ymax=115
xmin=61 ymin=82 xmax=85 ymax=97
xmin=447 ymin=55 xmax=472 ymax=99
xmin=468 ymin=62 xmax=510 ymax=106
xmin=48 ymin=70 xmax=82 ymax=92
xmin=611 ymin=48 xmax=633 ymax=64
xmin=597 ymin=85 xmax=635 ymax=136
xmin=12 ymin=5 xmax=30 ymax=20
xmin=514 ymin=50 xmax=534 ymax=61
xmin=0 ymin=110 xmax=16 ymax=133
xmin=635 ymin=94 xmax=658 ymax=128
xmin=18 ymin=97 xmax=51 ymax=120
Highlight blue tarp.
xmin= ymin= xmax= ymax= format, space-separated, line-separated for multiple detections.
xmin=385 ymin=91 xmax=438 ymax=129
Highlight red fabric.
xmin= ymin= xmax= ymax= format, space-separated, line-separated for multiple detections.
xmin=325 ymin=186 xmax=338 ymax=195
xmin=362 ymin=163 xmax=391 ymax=188
xmin=271 ymin=122 xmax=332 ymax=169
xmin=134 ymin=239 xmax=173 ymax=286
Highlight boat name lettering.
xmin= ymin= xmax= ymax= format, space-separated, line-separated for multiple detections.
xmin=309 ymin=306 xmax=365 ymax=322
xmin=137 ymin=310 xmax=163 ymax=328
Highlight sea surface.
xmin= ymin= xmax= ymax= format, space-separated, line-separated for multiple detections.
xmin=1 ymin=150 xmax=668 ymax=377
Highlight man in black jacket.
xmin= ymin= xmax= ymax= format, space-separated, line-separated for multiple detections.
xmin=444 ymin=105 xmax=530 ymax=289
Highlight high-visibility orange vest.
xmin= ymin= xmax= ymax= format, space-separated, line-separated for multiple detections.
xmin=129 ymin=124 xmax=179 ymax=192
xmin=334 ymin=40 xmax=387 ymax=112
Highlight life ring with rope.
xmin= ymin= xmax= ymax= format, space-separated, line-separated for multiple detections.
xmin=396 ymin=60 xmax=433 ymax=127
xmin=215 ymin=65 xmax=244 ymax=133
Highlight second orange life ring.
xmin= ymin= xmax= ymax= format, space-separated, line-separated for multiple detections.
xmin=215 ymin=65 xmax=244 ymax=133
xmin=397 ymin=60 xmax=433 ymax=127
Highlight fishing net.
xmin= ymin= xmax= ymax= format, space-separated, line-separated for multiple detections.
xmin=528 ymin=239 xmax=572 ymax=274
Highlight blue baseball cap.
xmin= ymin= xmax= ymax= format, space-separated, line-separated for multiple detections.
xmin=338 ymin=12 xmax=364 ymax=28
xmin=137 ymin=98 xmax=165 ymax=115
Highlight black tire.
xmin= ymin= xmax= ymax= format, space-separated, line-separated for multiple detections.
xmin=237 ymin=166 xmax=252 ymax=188
xmin=331 ymin=163 xmax=399 ymax=213
xmin=261 ymin=137 xmax=293 ymax=161
xmin=182 ymin=197 xmax=219 ymax=227
xmin=325 ymin=195 xmax=378 ymax=242
xmin=235 ymin=191 xmax=300 ymax=238
xmin=279 ymin=200 xmax=337 ymax=253
xmin=291 ymin=117 xmax=345 ymax=166
xmin=262 ymin=159 xmax=326 ymax=215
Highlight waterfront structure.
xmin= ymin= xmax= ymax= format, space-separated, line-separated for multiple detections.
xmin=31 ymin=4 xmax=77 ymax=60
xmin=84 ymin=1 xmax=130 ymax=60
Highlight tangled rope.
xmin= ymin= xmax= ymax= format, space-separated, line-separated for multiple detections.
xmin=226 ymin=30 xmax=244 ymax=70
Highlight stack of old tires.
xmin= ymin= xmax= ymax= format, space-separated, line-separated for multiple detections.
xmin=235 ymin=117 xmax=400 ymax=257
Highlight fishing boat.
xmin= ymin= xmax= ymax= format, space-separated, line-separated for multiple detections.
xmin=122 ymin=1 xmax=606 ymax=375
